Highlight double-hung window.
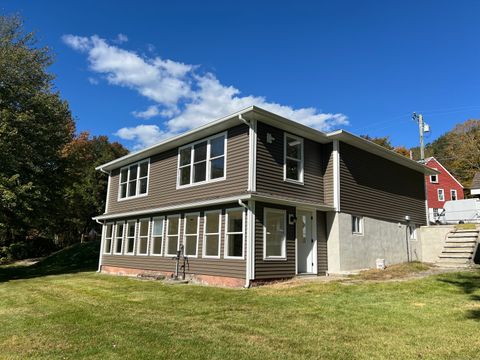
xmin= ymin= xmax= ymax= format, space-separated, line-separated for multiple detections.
xmin=103 ymin=223 xmax=114 ymax=254
xmin=166 ymin=215 xmax=180 ymax=256
xmin=114 ymin=222 xmax=124 ymax=254
xmin=203 ymin=211 xmax=221 ymax=258
xmin=184 ymin=213 xmax=199 ymax=257
xmin=438 ymin=188 xmax=445 ymax=201
xmin=263 ymin=208 xmax=287 ymax=259
xmin=119 ymin=160 xmax=149 ymax=199
xmin=137 ymin=219 xmax=149 ymax=255
xmin=150 ymin=217 xmax=164 ymax=255
xmin=125 ymin=221 xmax=136 ymax=255
xmin=352 ymin=215 xmax=363 ymax=235
xmin=178 ymin=133 xmax=226 ymax=187
xmin=284 ymin=133 xmax=304 ymax=183
xmin=451 ymin=189 xmax=457 ymax=201
xmin=225 ymin=208 xmax=244 ymax=259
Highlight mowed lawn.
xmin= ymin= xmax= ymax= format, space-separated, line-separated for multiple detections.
xmin=1 ymin=243 xmax=480 ymax=359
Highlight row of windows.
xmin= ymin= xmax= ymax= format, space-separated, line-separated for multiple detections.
xmin=117 ymin=131 xmax=307 ymax=200
xmin=103 ymin=209 xmax=245 ymax=259
xmin=103 ymin=208 xmax=291 ymax=261
xmin=437 ymin=188 xmax=457 ymax=202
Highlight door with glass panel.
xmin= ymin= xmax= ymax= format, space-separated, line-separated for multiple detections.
xmin=296 ymin=210 xmax=314 ymax=274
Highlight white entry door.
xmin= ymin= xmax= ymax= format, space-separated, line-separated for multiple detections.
xmin=296 ymin=210 xmax=315 ymax=274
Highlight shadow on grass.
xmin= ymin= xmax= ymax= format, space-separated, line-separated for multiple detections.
xmin=438 ymin=271 xmax=480 ymax=320
xmin=0 ymin=241 xmax=100 ymax=283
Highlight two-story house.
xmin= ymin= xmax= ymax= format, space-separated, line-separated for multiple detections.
xmin=94 ymin=106 xmax=435 ymax=287
xmin=423 ymin=157 xmax=464 ymax=223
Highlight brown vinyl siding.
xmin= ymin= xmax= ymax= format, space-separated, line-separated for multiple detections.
xmin=254 ymin=202 xmax=296 ymax=279
xmin=339 ymin=142 xmax=426 ymax=225
xmin=256 ymin=122 xmax=325 ymax=204
xmin=322 ymin=143 xmax=334 ymax=206
xmin=106 ymin=125 xmax=249 ymax=214
xmin=316 ymin=211 xmax=328 ymax=275
xmin=101 ymin=204 xmax=246 ymax=279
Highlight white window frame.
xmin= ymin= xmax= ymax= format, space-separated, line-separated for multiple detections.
xmin=124 ymin=220 xmax=137 ymax=256
xmin=202 ymin=210 xmax=222 ymax=259
xmin=430 ymin=170 xmax=438 ymax=184
xmin=177 ymin=132 xmax=227 ymax=189
xmin=263 ymin=208 xmax=287 ymax=261
xmin=103 ymin=223 xmax=114 ymax=255
xmin=224 ymin=208 xmax=245 ymax=259
xmin=149 ymin=217 xmax=165 ymax=256
xmin=438 ymin=188 xmax=445 ymax=201
xmin=136 ymin=218 xmax=150 ymax=256
xmin=165 ymin=215 xmax=181 ymax=257
xmin=450 ymin=189 xmax=458 ymax=201
xmin=118 ymin=159 xmax=150 ymax=201
xmin=113 ymin=222 xmax=125 ymax=255
xmin=284 ymin=133 xmax=304 ymax=184
xmin=352 ymin=215 xmax=364 ymax=235
xmin=183 ymin=212 xmax=200 ymax=258
xmin=409 ymin=225 xmax=417 ymax=240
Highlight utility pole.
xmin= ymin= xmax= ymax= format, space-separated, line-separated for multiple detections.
xmin=412 ymin=113 xmax=429 ymax=162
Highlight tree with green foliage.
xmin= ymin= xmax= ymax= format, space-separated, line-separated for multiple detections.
xmin=0 ymin=15 xmax=75 ymax=244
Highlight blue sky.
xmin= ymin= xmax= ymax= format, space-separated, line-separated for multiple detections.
xmin=4 ymin=1 xmax=480 ymax=149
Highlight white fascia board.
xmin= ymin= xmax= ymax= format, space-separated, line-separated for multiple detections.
xmin=93 ymin=194 xmax=253 ymax=221
xmin=327 ymin=130 xmax=438 ymax=176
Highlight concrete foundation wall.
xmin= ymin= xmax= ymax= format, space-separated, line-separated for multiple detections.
xmin=327 ymin=212 xmax=418 ymax=273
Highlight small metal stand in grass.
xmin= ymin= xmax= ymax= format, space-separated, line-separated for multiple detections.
xmin=172 ymin=245 xmax=189 ymax=281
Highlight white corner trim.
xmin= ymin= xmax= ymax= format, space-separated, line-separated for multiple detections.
xmin=245 ymin=200 xmax=256 ymax=285
xmin=105 ymin=173 xmax=111 ymax=213
xmin=333 ymin=140 xmax=341 ymax=212
xmin=248 ymin=118 xmax=257 ymax=192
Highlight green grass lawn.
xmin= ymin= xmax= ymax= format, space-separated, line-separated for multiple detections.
xmin=1 ymin=243 xmax=480 ymax=359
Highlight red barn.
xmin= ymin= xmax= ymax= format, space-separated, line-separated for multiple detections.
xmin=424 ymin=157 xmax=464 ymax=223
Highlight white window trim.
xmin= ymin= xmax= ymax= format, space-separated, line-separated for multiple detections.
xmin=136 ymin=218 xmax=150 ymax=256
xmin=352 ymin=215 xmax=364 ymax=236
xmin=263 ymin=208 xmax=287 ymax=261
xmin=183 ymin=212 xmax=200 ymax=258
xmin=118 ymin=159 xmax=150 ymax=201
xmin=177 ymin=132 xmax=227 ymax=189
xmin=224 ymin=207 xmax=245 ymax=260
xmin=283 ymin=133 xmax=304 ymax=184
xmin=409 ymin=225 xmax=417 ymax=240
xmin=450 ymin=189 xmax=458 ymax=201
xmin=113 ymin=222 xmax=125 ymax=255
xmin=430 ymin=170 xmax=438 ymax=184
xmin=149 ymin=216 xmax=165 ymax=256
xmin=103 ymin=223 xmax=114 ymax=255
xmin=438 ymin=188 xmax=445 ymax=201
xmin=124 ymin=220 xmax=137 ymax=256
xmin=202 ymin=210 xmax=222 ymax=259
xmin=165 ymin=215 xmax=181 ymax=257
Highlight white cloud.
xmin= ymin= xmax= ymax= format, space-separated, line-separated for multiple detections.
xmin=88 ymin=77 xmax=99 ymax=85
xmin=63 ymin=34 xmax=348 ymax=149
xmin=114 ymin=33 xmax=128 ymax=44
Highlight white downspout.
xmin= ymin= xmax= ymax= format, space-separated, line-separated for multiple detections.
xmin=95 ymin=218 xmax=104 ymax=273
xmin=238 ymin=199 xmax=251 ymax=288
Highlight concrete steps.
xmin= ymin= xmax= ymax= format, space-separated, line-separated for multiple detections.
xmin=436 ymin=230 xmax=479 ymax=268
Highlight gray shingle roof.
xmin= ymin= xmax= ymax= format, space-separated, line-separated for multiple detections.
xmin=471 ymin=172 xmax=480 ymax=189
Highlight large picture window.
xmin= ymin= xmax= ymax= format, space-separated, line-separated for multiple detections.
xmin=114 ymin=222 xmax=124 ymax=255
xmin=203 ymin=211 xmax=221 ymax=258
xmin=166 ymin=215 xmax=180 ymax=256
xmin=184 ymin=213 xmax=199 ymax=257
xmin=137 ymin=219 xmax=149 ymax=255
xmin=150 ymin=217 xmax=164 ymax=255
xmin=103 ymin=223 xmax=114 ymax=254
xmin=264 ymin=208 xmax=286 ymax=259
xmin=119 ymin=159 xmax=149 ymax=199
xmin=225 ymin=208 xmax=244 ymax=259
xmin=284 ymin=133 xmax=304 ymax=183
xmin=178 ymin=133 xmax=226 ymax=187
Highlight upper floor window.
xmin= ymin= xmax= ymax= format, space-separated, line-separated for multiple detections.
xmin=451 ymin=189 xmax=457 ymax=201
xmin=430 ymin=169 xmax=438 ymax=183
xmin=178 ymin=133 xmax=226 ymax=187
xmin=284 ymin=133 xmax=304 ymax=183
xmin=438 ymin=188 xmax=445 ymax=201
xmin=119 ymin=160 xmax=149 ymax=200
